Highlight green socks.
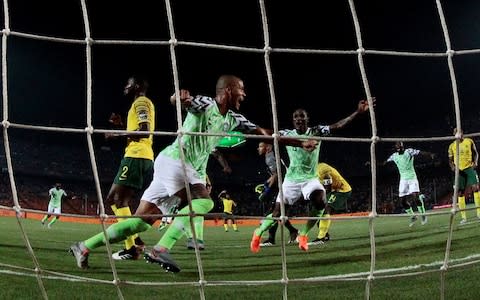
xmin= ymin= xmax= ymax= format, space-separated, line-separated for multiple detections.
xmin=405 ymin=207 xmax=414 ymax=216
xmin=417 ymin=195 xmax=426 ymax=214
xmin=84 ymin=217 xmax=151 ymax=250
xmin=255 ymin=214 xmax=275 ymax=236
xmin=157 ymin=198 xmax=214 ymax=250
xmin=300 ymin=208 xmax=323 ymax=236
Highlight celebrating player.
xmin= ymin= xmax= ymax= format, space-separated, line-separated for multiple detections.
xmin=250 ymin=98 xmax=373 ymax=253
xmin=70 ymin=75 xmax=316 ymax=271
xmin=41 ymin=183 xmax=67 ymax=228
xmin=383 ymin=141 xmax=434 ymax=226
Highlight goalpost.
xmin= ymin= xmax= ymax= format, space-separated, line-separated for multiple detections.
xmin=1 ymin=0 xmax=479 ymax=299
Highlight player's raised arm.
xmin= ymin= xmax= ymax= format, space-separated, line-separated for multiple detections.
xmin=329 ymin=97 xmax=375 ymax=131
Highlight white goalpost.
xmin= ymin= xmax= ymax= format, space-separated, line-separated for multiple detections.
xmin=1 ymin=0 xmax=480 ymax=299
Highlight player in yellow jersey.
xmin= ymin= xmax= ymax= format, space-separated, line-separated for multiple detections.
xmin=104 ymin=76 xmax=155 ymax=260
xmin=219 ymin=190 xmax=238 ymax=232
xmin=308 ymin=162 xmax=352 ymax=245
xmin=448 ymin=128 xmax=480 ymax=224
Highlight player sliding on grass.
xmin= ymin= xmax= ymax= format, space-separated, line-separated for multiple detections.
xmin=70 ymin=75 xmax=316 ymax=272
xmin=251 ymin=98 xmax=373 ymax=253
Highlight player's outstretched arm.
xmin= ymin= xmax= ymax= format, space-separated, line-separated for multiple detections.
xmin=329 ymin=97 xmax=375 ymax=131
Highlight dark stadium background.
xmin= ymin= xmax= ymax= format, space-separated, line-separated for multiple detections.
xmin=1 ymin=1 xmax=480 ymax=216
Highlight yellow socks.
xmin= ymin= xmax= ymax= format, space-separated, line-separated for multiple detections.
xmin=474 ymin=192 xmax=480 ymax=218
xmin=114 ymin=206 xmax=138 ymax=250
xmin=318 ymin=214 xmax=331 ymax=239
xmin=458 ymin=196 xmax=467 ymax=220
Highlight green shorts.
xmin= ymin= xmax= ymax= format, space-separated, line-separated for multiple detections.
xmin=223 ymin=212 xmax=235 ymax=220
xmin=113 ymin=157 xmax=153 ymax=190
xmin=327 ymin=191 xmax=352 ymax=212
xmin=456 ymin=167 xmax=479 ymax=191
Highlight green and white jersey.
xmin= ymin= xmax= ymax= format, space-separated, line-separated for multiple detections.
xmin=161 ymin=95 xmax=257 ymax=178
xmin=280 ymin=125 xmax=330 ymax=182
xmin=48 ymin=188 xmax=66 ymax=207
xmin=387 ymin=148 xmax=420 ymax=180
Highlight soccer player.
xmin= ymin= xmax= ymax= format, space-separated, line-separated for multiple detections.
xmin=308 ymin=162 xmax=352 ymax=246
xmin=70 ymin=75 xmax=316 ymax=271
xmin=218 ymin=190 xmax=238 ymax=232
xmin=383 ymin=141 xmax=434 ymax=226
xmin=103 ymin=76 xmax=155 ymax=260
xmin=256 ymin=141 xmax=298 ymax=247
xmin=41 ymin=183 xmax=67 ymax=228
xmin=448 ymin=128 xmax=480 ymax=224
xmin=250 ymin=99 xmax=373 ymax=253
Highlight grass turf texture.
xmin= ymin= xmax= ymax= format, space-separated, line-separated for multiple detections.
xmin=1 ymin=208 xmax=480 ymax=299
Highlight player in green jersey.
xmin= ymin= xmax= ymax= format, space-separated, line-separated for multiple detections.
xmin=251 ymin=99 xmax=373 ymax=253
xmin=70 ymin=75 xmax=316 ymax=271
xmin=383 ymin=141 xmax=435 ymax=227
xmin=41 ymin=183 xmax=67 ymax=228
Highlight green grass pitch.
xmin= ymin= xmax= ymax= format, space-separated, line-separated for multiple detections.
xmin=1 ymin=208 xmax=480 ymax=299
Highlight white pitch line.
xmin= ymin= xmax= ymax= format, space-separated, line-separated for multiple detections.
xmin=2 ymin=253 xmax=480 ymax=283
xmin=304 ymin=253 xmax=480 ymax=280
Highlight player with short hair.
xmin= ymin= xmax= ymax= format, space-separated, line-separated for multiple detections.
xmin=383 ymin=141 xmax=434 ymax=226
xmin=41 ymin=183 xmax=67 ymax=228
xmin=70 ymin=75 xmax=316 ymax=271
xmin=448 ymin=128 xmax=480 ymax=224
xmin=95 ymin=76 xmax=155 ymax=260
xmin=250 ymin=99 xmax=372 ymax=253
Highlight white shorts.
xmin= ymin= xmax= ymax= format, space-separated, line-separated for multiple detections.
xmin=141 ymin=153 xmax=203 ymax=212
xmin=276 ymin=178 xmax=325 ymax=205
xmin=47 ymin=204 xmax=61 ymax=214
xmin=398 ymin=179 xmax=420 ymax=197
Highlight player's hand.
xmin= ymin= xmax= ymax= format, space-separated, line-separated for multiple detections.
xmin=109 ymin=113 xmax=123 ymax=126
xmin=358 ymin=97 xmax=376 ymax=113
xmin=170 ymin=89 xmax=193 ymax=106
xmin=301 ymin=139 xmax=318 ymax=152
xmin=258 ymin=183 xmax=271 ymax=202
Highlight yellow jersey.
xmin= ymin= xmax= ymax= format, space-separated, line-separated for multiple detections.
xmin=448 ymin=138 xmax=476 ymax=170
xmin=221 ymin=197 xmax=236 ymax=214
xmin=317 ymin=162 xmax=352 ymax=193
xmin=124 ymin=96 xmax=155 ymax=160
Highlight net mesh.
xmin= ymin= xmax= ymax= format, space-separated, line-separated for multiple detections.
xmin=1 ymin=0 xmax=479 ymax=299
